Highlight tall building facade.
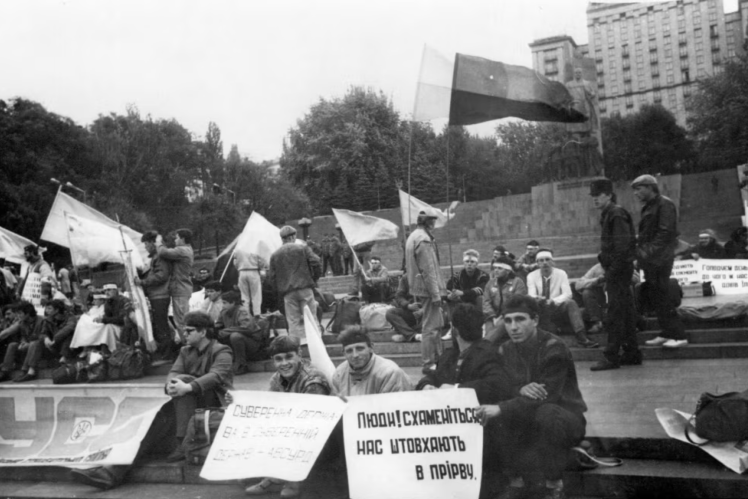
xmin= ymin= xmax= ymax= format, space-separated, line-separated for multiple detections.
xmin=530 ymin=0 xmax=747 ymax=126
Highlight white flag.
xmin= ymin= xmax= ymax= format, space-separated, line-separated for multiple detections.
xmin=303 ymin=306 xmax=335 ymax=384
xmin=332 ymin=208 xmax=399 ymax=247
xmin=64 ymin=212 xmax=144 ymax=269
xmin=42 ymin=190 xmax=147 ymax=262
xmin=217 ymin=211 xmax=282 ymax=262
xmin=0 ymin=225 xmax=35 ymax=265
xmin=398 ymin=189 xmax=457 ymax=229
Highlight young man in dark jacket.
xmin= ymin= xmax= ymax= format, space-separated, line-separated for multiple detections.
xmin=136 ymin=231 xmax=175 ymax=361
xmin=588 ymin=179 xmax=640 ymax=371
xmin=43 ymin=298 xmax=78 ymax=363
xmin=477 ymin=295 xmax=587 ymax=499
xmin=633 ymin=175 xmax=688 ymax=349
xmin=387 ymin=276 xmax=422 ymax=343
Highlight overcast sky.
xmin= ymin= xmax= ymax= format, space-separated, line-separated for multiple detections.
xmin=0 ymin=0 xmax=738 ymax=162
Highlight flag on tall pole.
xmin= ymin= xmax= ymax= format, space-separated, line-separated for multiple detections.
xmin=64 ymin=212 xmax=144 ymax=269
xmin=0 ymin=225 xmax=35 ymax=265
xmin=217 ymin=211 xmax=282 ymax=282
xmin=331 ymin=209 xmax=399 ymax=246
xmin=304 ymin=305 xmax=335 ymax=384
xmin=398 ymin=190 xmax=457 ymax=229
xmin=42 ymin=191 xmax=147 ymax=262
xmin=413 ymin=45 xmax=586 ymax=126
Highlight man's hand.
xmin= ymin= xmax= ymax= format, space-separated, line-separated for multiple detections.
xmin=691 ymin=253 xmax=700 ymax=260
xmin=407 ymin=303 xmax=421 ymax=312
xmin=519 ymin=382 xmax=547 ymax=400
xmin=166 ymin=378 xmax=192 ymax=398
xmin=44 ymin=337 xmax=54 ymax=349
xmin=475 ymin=405 xmax=500 ymax=426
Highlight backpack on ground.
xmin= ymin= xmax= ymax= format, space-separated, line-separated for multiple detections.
xmin=107 ymin=343 xmax=149 ymax=380
xmin=359 ymin=303 xmax=394 ymax=332
xmin=52 ymin=362 xmax=86 ymax=385
xmin=183 ymin=407 xmax=226 ymax=465
xmin=327 ymin=296 xmax=361 ymax=335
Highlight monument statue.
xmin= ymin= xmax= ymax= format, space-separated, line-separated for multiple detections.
xmin=563 ymin=66 xmax=603 ymax=177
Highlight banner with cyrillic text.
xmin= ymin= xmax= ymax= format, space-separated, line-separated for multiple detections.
xmin=200 ymin=390 xmax=346 ymax=481
xmin=20 ymin=272 xmax=44 ymax=317
xmin=670 ymin=259 xmax=748 ymax=294
xmin=343 ymin=389 xmax=482 ymax=499
xmin=0 ymin=385 xmax=169 ymax=467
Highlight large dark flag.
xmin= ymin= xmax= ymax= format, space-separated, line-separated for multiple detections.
xmin=413 ymin=45 xmax=585 ymax=125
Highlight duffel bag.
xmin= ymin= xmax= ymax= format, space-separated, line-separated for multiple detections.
xmin=327 ymin=296 xmax=361 ymax=335
xmin=686 ymin=389 xmax=748 ymax=444
xmin=108 ymin=343 xmax=149 ymax=381
xmin=184 ymin=407 xmax=226 ymax=465
xmin=359 ymin=303 xmax=394 ymax=332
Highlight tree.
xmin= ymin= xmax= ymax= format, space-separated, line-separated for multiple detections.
xmin=688 ymin=57 xmax=748 ymax=171
xmin=280 ymin=86 xmax=402 ymax=214
xmin=601 ymin=104 xmax=695 ymax=180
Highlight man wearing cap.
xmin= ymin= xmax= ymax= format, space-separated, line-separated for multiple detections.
xmin=476 ymin=295 xmax=588 ymax=499
xmin=156 ymin=229 xmax=194 ymax=344
xmin=405 ymin=211 xmax=447 ymax=374
xmin=526 ymin=249 xmax=599 ymax=348
xmin=588 ymin=179 xmax=640 ymax=371
xmin=632 ymin=174 xmax=688 ymax=349
xmin=245 ymin=335 xmax=331 ymax=498
xmin=332 ymin=325 xmax=412 ymax=396
xmin=677 ymin=229 xmax=726 ymax=260
xmin=94 ymin=284 xmax=129 ymax=329
xmin=491 ymin=245 xmax=516 ymax=266
xmin=483 ymin=255 xmax=527 ymax=343
xmin=137 ymin=231 xmax=175 ymax=361
xmin=268 ymin=226 xmax=322 ymax=340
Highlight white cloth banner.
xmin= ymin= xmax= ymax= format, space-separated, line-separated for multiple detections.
xmin=656 ymin=408 xmax=748 ymax=474
xmin=303 ymin=305 xmax=336 ymax=385
xmin=0 ymin=225 xmax=35 ymax=265
xmin=669 ymin=259 xmax=748 ymax=295
xmin=20 ymin=273 xmax=45 ymax=316
xmin=0 ymin=385 xmax=169 ymax=467
xmin=121 ymin=248 xmax=156 ymax=352
xmin=41 ymin=191 xmax=147 ymax=262
xmin=200 ymin=391 xmax=346 ymax=481
xmin=218 ymin=211 xmax=282 ymax=262
xmin=343 ymin=390 xmax=483 ymax=499
xmin=398 ymin=190 xmax=457 ymax=229
xmin=332 ymin=208 xmax=399 ymax=247
xmin=64 ymin=212 xmax=144 ymax=270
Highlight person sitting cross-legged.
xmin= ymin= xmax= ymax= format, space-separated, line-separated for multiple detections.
xmin=215 ymin=291 xmax=268 ymax=375
xmin=0 ymin=301 xmax=48 ymax=382
xmin=386 ymin=276 xmax=422 ymax=343
xmin=477 ymin=295 xmax=588 ymax=499
xmin=526 ymin=249 xmax=599 ymax=349
xmin=483 ymin=256 xmax=527 ymax=344
xmin=245 ymin=336 xmax=332 ymax=498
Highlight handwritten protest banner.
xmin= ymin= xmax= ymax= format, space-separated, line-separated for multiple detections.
xmin=20 ymin=272 xmax=44 ymax=316
xmin=343 ymin=390 xmax=483 ymax=499
xmin=670 ymin=259 xmax=748 ymax=295
xmin=200 ymin=391 xmax=346 ymax=481
xmin=0 ymin=385 xmax=169 ymax=467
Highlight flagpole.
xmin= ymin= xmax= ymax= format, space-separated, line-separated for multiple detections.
xmin=219 ymin=246 xmax=237 ymax=283
xmin=445 ymin=127 xmax=454 ymax=278
xmin=62 ymin=211 xmax=82 ymax=288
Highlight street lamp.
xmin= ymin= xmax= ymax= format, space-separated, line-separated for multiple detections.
xmin=298 ymin=217 xmax=312 ymax=240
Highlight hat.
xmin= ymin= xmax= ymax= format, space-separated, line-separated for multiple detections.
xmin=631 ymin=174 xmax=658 ymax=189
xmin=416 ymin=211 xmax=438 ymax=225
xmin=93 ymin=294 xmax=107 ymax=300
xmin=589 ymin=178 xmax=614 ymax=196
xmin=492 ymin=255 xmax=515 ymax=271
xmin=102 ymin=283 xmax=118 ymax=291
xmin=493 ymin=245 xmax=507 ymax=253
xmin=279 ymin=225 xmax=297 ymax=238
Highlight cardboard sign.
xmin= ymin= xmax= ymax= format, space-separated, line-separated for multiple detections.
xmin=343 ymin=390 xmax=483 ymax=499
xmin=670 ymin=259 xmax=748 ymax=295
xmin=20 ymin=272 xmax=44 ymax=316
xmin=200 ymin=390 xmax=346 ymax=482
xmin=0 ymin=385 xmax=169 ymax=467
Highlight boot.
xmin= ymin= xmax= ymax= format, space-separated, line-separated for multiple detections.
xmin=575 ymin=332 xmax=599 ymax=349
xmin=620 ymin=350 xmax=643 ymax=366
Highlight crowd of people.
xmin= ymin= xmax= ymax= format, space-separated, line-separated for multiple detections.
xmin=2 ymin=173 xmax=747 ymax=499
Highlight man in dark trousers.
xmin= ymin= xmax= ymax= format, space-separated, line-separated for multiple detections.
xmin=477 ymin=295 xmax=587 ymax=499
xmin=632 ymin=175 xmax=688 ymax=349
xmin=588 ymin=179 xmax=640 ymax=371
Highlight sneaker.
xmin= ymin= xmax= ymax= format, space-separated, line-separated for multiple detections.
xmin=645 ymin=336 xmax=668 ymax=346
xmin=663 ymin=339 xmax=688 ymax=349
xmin=70 ymin=467 xmax=120 ymax=490
xmin=165 ymin=447 xmax=185 ymax=463
xmin=245 ymin=478 xmax=284 ymax=495
xmin=280 ymin=482 xmax=301 ymax=498
xmin=392 ymin=334 xmax=406 ymax=343
xmin=590 ymin=359 xmax=620 ymax=371
xmin=576 ymin=337 xmax=600 ymax=349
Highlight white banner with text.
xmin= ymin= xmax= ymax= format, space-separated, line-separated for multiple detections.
xmin=670 ymin=259 xmax=748 ymax=294
xmin=200 ymin=390 xmax=346 ymax=482
xmin=343 ymin=390 xmax=483 ymax=499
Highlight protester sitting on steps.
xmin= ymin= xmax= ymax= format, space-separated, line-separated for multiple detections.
xmin=515 ymin=240 xmax=541 ymax=283
xmin=483 ymin=256 xmax=528 ymax=344
xmin=676 ymin=228 xmax=726 ymax=260
xmin=356 ymin=255 xmax=389 ymax=303
xmin=477 ymin=295 xmax=588 ymax=499
xmin=70 ymin=311 xmax=234 ymax=491
xmin=387 ymin=276 xmax=423 ymax=343
xmin=198 ymin=280 xmax=224 ymax=323
xmin=445 ymin=249 xmax=489 ymax=341
xmin=42 ymin=298 xmax=79 ymax=364
xmin=245 ymin=335 xmax=332 ymax=498
xmin=0 ymin=301 xmax=48 ymax=382
xmin=526 ymin=250 xmax=599 ymax=349
xmin=215 ymin=291 xmax=268 ymax=375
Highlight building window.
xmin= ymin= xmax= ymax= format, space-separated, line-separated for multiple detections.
xmin=681 ymin=69 xmax=690 ymax=83
xmin=653 ymin=76 xmax=661 ymax=88
xmin=697 ymin=68 xmax=707 ymax=78
xmin=708 ymin=10 xmax=717 ymax=23
xmin=693 ymin=14 xmax=701 ymax=26
xmin=696 ymin=54 xmax=704 ymax=64
xmin=595 ymin=49 xmax=602 ymax=61
xmin=728 ymin=48 xmax=736 ymax=58
xmin=711 ymin=37 xmax=720 ymax=51
xmin=624 ymin=82 xmax=632 ymax=93
xmin=622 ymin=44 xmax=629 ymax=56
xmin=665 ymin=61 xmax=674 ymax=71
xmin=599 ymin=89 xmax=606 ymax=100
xmin=710 ymin=25 xmax=718 ymax=38
xmin=665 ymin=49 xmax=673 ymax=58
xmin=611 ymin=84 xmax=619 ymax=94
xmin=544 ymin=61 xmax=558 ymax=74
xmin=654 ymin=90 xmax=662 ymax=103
xmin=651 ymin=63 xmax=660 ymax=76
xmin=594 ymin=23 xmax=601 ymax=34
xmin=680 ymin=58 xmax=689 ymax=69
xmin=635 ymin=27 xmax=642 ymax=41
xmin=696 ymin=41 xmax=704 ymax=53
xmin=664 ymin=35 xmax=672 ymax=47
xmin=599 ymin=102 xmax=607 ymax=113
xmin=637 ymin=66 xmax=645 ymax=77
xmin=667 ymin=73 xmax=675 ymax=84
xmin=679 ymin=34 xmax=687 ymax=45
xmin=625 ymin=95 xmax=634 ymax=108
xmin=694 ymin=28 xmax=702 ymax=38
xmin=714 ymin=65 xmax=723 ymax=74
xmin=683 ymin=85 xmax=691 ymax=97
xmin=595 ymin=34 xmax=602 ymax=46
xmin=713 ymin=53 xmax=721 ymax=65
xmin=649 ymin=50 xmax=658 ymax=63
xmin=678 ymin=18 xmax=685 ymax=32
xmin=668 ymin=89 xmax=677 ymax=104
xmin=623 ymin=58 xmax=631 ymax=69
xmin=679 ymin=45 xmax=689 ymax=58
xmin=663 ymin=21 xmax=671 ymax=33
xmin=596 ymin=61 xmax=604 ymax=74
xmin=624 ymin=68 xmax=631 ymax=81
